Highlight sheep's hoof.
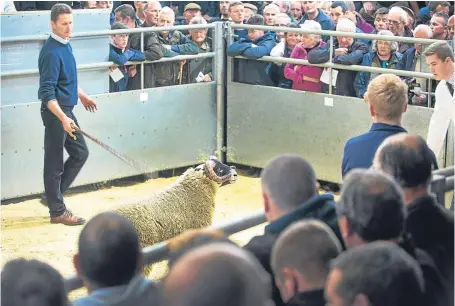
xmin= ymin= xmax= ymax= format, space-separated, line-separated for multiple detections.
xmin=143 ymin=260 xmax=169 ymax=281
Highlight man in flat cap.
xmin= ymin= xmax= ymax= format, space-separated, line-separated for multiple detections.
xmin=244 ymin=3 xmax=258 ymax=22
xmin=183 ymin=3 xmax=201 ymax=25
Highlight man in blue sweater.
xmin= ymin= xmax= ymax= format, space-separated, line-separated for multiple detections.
xmin=38 ymin=3 xmax=97 ymax=226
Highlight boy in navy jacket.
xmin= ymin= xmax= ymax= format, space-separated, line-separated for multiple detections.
xmin=109 ymin=23 xmax=145 ymax=92
xmin=227 ymin=14 xmax=276 ymax=86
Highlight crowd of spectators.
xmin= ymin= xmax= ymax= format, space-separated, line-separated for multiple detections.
xmin=2 ymin=1 xmax=454 ymax=105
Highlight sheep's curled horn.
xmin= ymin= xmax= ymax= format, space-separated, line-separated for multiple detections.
xmin=203 ymin=156 xmax=233 ymax=184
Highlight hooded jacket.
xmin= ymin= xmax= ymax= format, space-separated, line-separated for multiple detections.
xmin=227 ymin=31 xmax=276 ymax=86
xmin=244 ymin=193 xmax=344 ymax=306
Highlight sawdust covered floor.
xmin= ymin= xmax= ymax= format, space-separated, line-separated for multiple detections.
xmin=1 ymin=173 xmax=266 ymax=300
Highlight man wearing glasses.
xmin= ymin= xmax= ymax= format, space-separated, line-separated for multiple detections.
xmin=388 ymin=6 xmax=413 ymax=53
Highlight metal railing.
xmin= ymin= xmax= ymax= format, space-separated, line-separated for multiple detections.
xmin=64 ymin=166 xmax=454 ymax=293
xmin=0 ymin=53 xmax=215 ymax=77
xmin=0 ymin=24 xmax=216 ymax=43
xmin=227 ymin=24 xmax=441 ymax=106
xmin=431 ymin=166 xmax=455 ymax=206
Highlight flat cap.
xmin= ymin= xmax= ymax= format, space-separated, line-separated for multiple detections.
xmin=184 ymin=3 xmax=201 ymax=12
xmin=244 ymin=3 xmax=258 ymax=12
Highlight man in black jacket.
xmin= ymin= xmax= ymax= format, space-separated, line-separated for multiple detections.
xmin=308 ymin=17 xmax=368 ymax=97
xmin=325 ymin=241 xmax=426 ymax=306
xmin=243 ymin=154 xmax=344 ymax=306
xmin=373 ymin=133 xmax=454 ymax=304
xmin=338 ymin=168 xmax=451 ymax=306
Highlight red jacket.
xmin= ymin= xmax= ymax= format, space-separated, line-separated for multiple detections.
xmin=284 ymin=40 xmax=326 ymax=93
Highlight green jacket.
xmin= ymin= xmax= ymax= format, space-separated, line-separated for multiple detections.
xmin=187 ymin=38 xmax=213 ymax=83
xmin=154 ymin=30 xmax=199 ymax=87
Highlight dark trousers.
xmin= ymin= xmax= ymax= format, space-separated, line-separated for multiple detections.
xmin=41 ymin=107 xmax=89 ymax=217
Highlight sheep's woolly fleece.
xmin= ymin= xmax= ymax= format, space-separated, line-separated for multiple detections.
xmin=113 ymin=167 xmax=220 ymax=252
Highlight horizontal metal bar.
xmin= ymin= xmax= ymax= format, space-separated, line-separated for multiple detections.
xmin=0 ymin=23 xmax=217 ymax=43
xmin=230 ymin=24 xmax=440 ymax=45
xmin=433 ymin=166 xmax=454 ymax=178
xmin=212 ymin=209 xmax=267 ymax=235
xmin=65 ymin=208 xmax=267 ymax=293
xmin=1 ymin=53 xmax=215 ymax=77
xmin=445 ymin=176 xmax=454 ymax=192
xmin=233 ymin=55 xmax=435 ymax=80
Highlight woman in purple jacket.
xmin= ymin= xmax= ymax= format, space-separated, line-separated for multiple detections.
xmin=284 ymin=20 xmax=326 ymax=93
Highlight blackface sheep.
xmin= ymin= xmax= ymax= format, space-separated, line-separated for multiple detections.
xmin=112 ymin=157 xmax=238 ymax=277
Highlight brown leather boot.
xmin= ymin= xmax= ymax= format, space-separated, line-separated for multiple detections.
xmin=50 ymin=210 xmax=86 ymax=226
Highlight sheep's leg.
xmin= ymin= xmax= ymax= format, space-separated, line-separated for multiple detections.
xmin=149 ymin=260 xmax=169 ymax=281
xmin=142 ymin=263 xmax=153 ymax=278
xmin=141 ymin=260 xmax=169 ymax=281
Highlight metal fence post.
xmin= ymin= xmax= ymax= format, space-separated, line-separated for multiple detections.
xmin=328 ymin=36 xmax=334 ymax=95
xmin=214 ymin=22 xmax=226 ymax=162
xmin=430 ymin=174 xmax=446 ymax=207
xmin=140 ymin=32 xmax=144 ymax=90
xmin=226 ymin=23 xmax=233 ymax=84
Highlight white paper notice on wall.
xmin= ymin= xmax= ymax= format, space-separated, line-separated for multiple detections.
xmin=324 ymin=97 xmax=334 ymax=107
xmin=140 ymin=92 xmax=148 ymax=102
xmin=320 ymin=68 xmax=338 ymax=85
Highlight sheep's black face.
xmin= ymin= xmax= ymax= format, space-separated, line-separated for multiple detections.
xmin=201 ymin=156 xmax=238 ymax=186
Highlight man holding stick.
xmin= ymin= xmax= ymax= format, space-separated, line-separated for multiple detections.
xmin=38 ymin=3 xmax=97 ymax=226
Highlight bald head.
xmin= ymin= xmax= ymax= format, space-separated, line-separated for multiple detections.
xmin=414 ymin=24 xmax=433 ymax=38
xmin=77 ymin=212 xmax=140 ymax=288
xmin=261 ymin=154 xmax=317 ymax=212
xmin=373 ymin=133 xmax=434 ymax=189
xmin=164 ymin=243 xmax=273 ymax=306
xmin=271 ymin=220 xmax=342 ymax=289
